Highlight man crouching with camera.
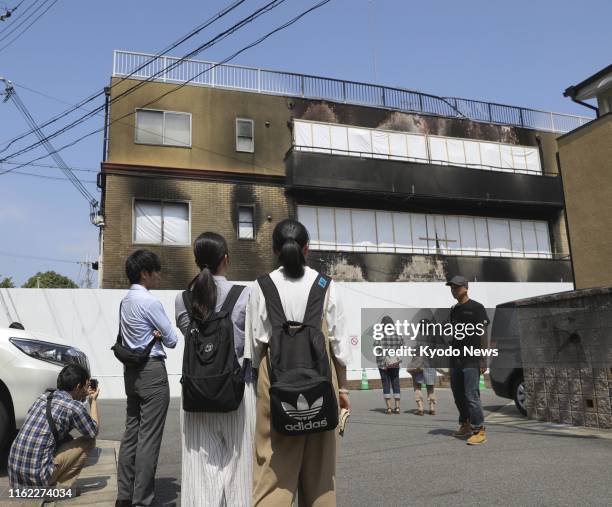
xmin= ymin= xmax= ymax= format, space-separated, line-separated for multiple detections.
xmin=8 ymin=363 xmax=100 ymax=498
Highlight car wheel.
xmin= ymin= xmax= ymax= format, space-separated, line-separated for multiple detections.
xmin=0 ymin=400 xmax=11 ymax=450
xmin=513 ymin=376 xmax=527 ymax=416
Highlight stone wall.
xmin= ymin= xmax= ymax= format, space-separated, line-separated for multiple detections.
xmin=516 ymin=287 xmax=612 ymax=429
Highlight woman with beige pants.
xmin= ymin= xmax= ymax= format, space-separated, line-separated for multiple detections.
xmin=245 ymin=219 xmax=351 ymax=507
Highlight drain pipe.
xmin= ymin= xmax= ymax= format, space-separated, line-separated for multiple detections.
xmin=102 ymin=85 xmax=111 ymax=161
xmin=563 ymin=86 xmax=599 ymax=117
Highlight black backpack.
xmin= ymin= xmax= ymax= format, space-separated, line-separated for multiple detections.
xmin=180 ymin=285 xmax=246 ymax=413
xmin=258 ymin=272 xmax=339 ymax=436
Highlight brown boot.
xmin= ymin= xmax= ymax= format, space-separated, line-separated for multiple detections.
xmin=453 ymin=421 xmax=472 ymax=438
xmin=414 ymin=390 xmax=424 ymax=416
xmin=467 ymin=426 xmax=487 ymax=445
xmin=428 ymin=394 xmax=437 ymax=415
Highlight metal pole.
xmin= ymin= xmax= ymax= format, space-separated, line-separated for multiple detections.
xmin=102 ymin=86 xmax=111 ymax=162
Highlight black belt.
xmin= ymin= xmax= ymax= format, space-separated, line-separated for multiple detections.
xmin=149 ymin=356 xmax=165 ymax=362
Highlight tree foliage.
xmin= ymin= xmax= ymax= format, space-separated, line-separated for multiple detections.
xmin=0 ymin=276 xmax=15 ymax=288
xmin=22 ymin=271 xmax=78 ymax=289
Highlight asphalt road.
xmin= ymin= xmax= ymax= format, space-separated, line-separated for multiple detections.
xmin=97 ymin=388 xmax=612 ymax=506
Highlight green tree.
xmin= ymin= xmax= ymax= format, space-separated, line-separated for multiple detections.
xmin=0 ymin=276 xmax=15 ymax=288
xmin=22 ymin=271 xmax=78 ymax=289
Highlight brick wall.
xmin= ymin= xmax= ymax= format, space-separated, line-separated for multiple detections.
xmin=101 ymin=171 xmax=293 ymax=289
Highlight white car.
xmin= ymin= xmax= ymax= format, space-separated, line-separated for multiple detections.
xmin=0 ymin=326 xmax=90 ymax=451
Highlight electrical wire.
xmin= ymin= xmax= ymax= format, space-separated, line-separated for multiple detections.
xmin=0 ymin=249 xmax=82 ymax=265
xmin=0 ymin=0 xmax=289 ymax=166
xmin=0 ymin=0 xmax=26 ymax=22
xmin=9 ymin=81 xmax=282 ymax=175
xmin=0 ymin=0 xmax=334 ymax=176
xmin=0 ymin=0 xmax=248 ymax=153
xmin=0 ymin=0 xmax=57 ymax=52
xmin=0 ymin=0 xmax=38 ymax=36
xmin=0 ymin=159 xmax=97 ymax=172
xmin=7 ymin=88 xmax=96 ymax=203
xmin=5 ymin=168 xmax=97 ymax=182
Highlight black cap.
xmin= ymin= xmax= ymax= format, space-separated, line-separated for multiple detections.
xmin=445 ymin=275 xmax=469 ymax=288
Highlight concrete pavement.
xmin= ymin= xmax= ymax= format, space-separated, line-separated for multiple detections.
xmin=2 ymin=388 xmax=611 ymax=506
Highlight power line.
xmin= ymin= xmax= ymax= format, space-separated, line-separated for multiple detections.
xmin=11 ymin=82 xmax=282 ymax=175
xmin=0 ymin=0 xmax=334 ymax=175
xmin=2 ymin=82 xmax=96 ymax=205
xmin=5 ymin=168 xmax=97 ymax=183
xmin=0 ymin=0 xmax=36 ymax=34
xmin=0 ymin=0 xmax=26 ymax=22
xmin=0 ymin=0 xmax=57 ymax=53
xmin=0 ymin=249 xmax=82 ymax=265
xmin=0 ymin=0 xmax=288 ymax=166
xmin=1 ymin=159 xmax=98 ymax=172
xmin=0 ymin=0 xmax=248 ymax=154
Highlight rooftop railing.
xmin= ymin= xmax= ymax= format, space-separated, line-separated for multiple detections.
xmin=113 ymin=50 xmax=592 ymax=134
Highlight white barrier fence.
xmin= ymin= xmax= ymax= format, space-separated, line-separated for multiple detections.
xmin=0 ymin=282 xmax=572 ymax=399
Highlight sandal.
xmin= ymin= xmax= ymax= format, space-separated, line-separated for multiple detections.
xmin=393 ymin=408 xmax=401 ymax=415
xmin=385 ymin=408 xmax=392 ymax=415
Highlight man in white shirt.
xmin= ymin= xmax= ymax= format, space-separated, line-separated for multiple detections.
xmin=116 ymin=249 xmax=181 ymax=507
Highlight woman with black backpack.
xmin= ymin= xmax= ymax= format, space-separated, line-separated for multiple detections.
xmin=175 ymin=232 xmax=255 ymax=507
xmin=245 ymin=219 xmax=351 ymax=507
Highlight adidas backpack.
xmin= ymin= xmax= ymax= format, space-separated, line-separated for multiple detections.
xmin=180 ymin=285 xmax=246 ymax=413
xmin=258 ymin=273 xmax=339 ymax=436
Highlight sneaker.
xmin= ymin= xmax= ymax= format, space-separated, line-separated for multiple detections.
xmin=453 ymin=421 xmax=472 ymax=438
xmin=467 ymin=426 xmax=487 ymax=445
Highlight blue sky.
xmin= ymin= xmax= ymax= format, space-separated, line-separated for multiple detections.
xmin=0 ymin=0 xmax=609 ymax=287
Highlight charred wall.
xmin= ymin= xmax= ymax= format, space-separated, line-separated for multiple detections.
xmin=309 ymin=251 xmax=572 ymax=283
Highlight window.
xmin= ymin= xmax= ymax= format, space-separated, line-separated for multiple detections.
xmin=236 ymin=118 xmax=254 ymax=153
xmin=238 ymin=205 xmax=255 ymax=239
xmin=293 ymin=120 xmax=542 ymax=174
xmin=135 ymin=109 xmax=191 ymax=147
xmin=133 ymin=200 xmax=190 ymax=245
xmin=296 ymin=205 xmax=552 ymax=259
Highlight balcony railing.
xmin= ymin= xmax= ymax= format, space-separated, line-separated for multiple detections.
xmin=113 ymin=50 xmax=592 ymax=134
xmin=292 ymin=119 xmax=550 ymax=176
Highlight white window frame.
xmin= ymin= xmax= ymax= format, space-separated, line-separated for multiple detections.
xmin=236 ymin=118 xmax=255 ymax=153
xmin=297 ymin=205 xmax=553 ymax=259
xmin=292 ymin=119 xmax=543 ymax=174
xmin=237 ymin=204 xmax=256 ymax=240
xmin=132 ymin=198 xmax=192 ymax=246
xmin=134 ymin=108 xmax=192 ymax=147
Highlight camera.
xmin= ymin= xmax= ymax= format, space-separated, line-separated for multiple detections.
xmin=89 ymin=378 xmax=98 ymax=390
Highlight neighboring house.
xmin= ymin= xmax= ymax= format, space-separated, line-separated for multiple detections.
xmin=560 ymin=65 xmax=612 ymax=289
xmin=98 ymin=51 xmax=591 ymax=288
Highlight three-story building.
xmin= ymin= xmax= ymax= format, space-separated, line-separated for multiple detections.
xmin=99 ymin=51 xmax=590 ymax=288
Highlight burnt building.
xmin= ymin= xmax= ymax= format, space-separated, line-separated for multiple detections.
xmin=99 ymin=51 xmax=590 ymax=289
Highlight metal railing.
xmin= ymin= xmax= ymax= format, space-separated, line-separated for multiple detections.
xmin=113 ymin=50 xmax=592 ymax=134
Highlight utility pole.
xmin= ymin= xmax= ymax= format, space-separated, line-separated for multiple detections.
xmin=79 ymin=255 xmax=94 ymax=289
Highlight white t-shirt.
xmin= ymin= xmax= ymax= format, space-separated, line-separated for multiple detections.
xmin=244 ymin=266 xmax=350 ymax=369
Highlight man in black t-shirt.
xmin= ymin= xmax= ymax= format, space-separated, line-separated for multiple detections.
xmin=446 ymin=276 xmax=489 ymax=445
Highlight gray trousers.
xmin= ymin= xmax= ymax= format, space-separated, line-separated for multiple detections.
xmin=117 ymin=360 xmax=170 ymax=506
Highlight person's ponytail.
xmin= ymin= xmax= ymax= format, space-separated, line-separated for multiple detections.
xmin=273 ymin=219 xmax=309 ymax=279
xmin=278 ymin=238 xmax=305 ymax=278
xmin=189 ymin=232 xmax=228 ymax=318
xmin=190 ymin=266 xmax=217 ymax=319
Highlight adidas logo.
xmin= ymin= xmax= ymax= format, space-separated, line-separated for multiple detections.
xmin=282 ymin=394 xmax=328 ymax=431
xmin=282 ymin=394 xmax=322 ymax=421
